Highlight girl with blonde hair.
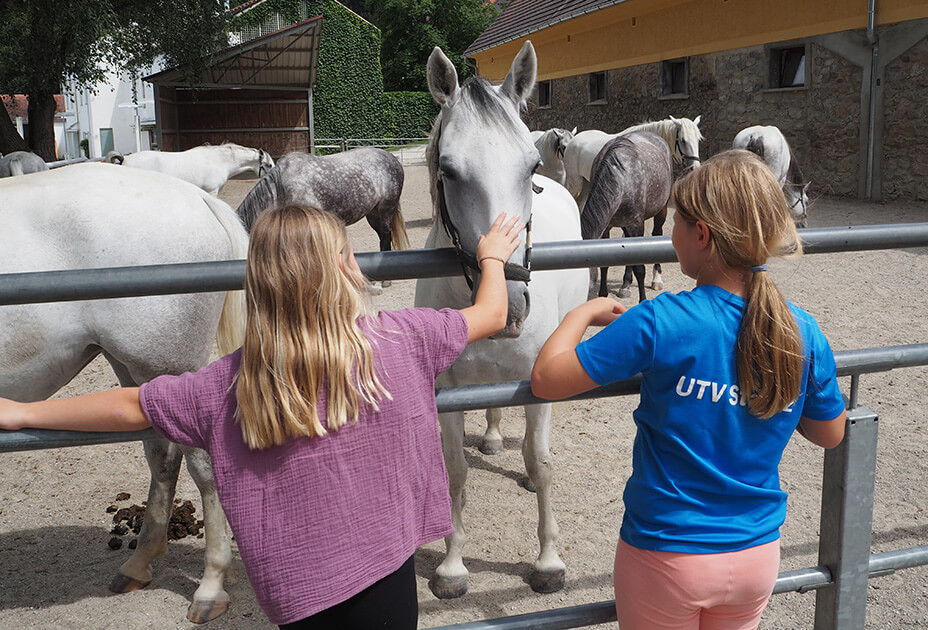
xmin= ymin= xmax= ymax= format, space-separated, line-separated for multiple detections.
xmin=0 ymin=204 xmax=525 ymax=629
xmin=532 ymin=150 xmax=847 ymax=629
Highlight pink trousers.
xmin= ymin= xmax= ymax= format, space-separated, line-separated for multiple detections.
xmin=613 ymin=538 xmax=780 ymax=630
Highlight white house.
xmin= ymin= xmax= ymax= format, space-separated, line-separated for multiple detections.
xmin=59 ymin=66 xmax=159 ymax=160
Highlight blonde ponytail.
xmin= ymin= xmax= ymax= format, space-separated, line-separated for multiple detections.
xmin=672 ymin=150 xmax=804 ymax=419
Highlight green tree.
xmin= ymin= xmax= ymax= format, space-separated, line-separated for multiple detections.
xmin=365 ymin=0 xmax=498 ymax=92
xmin=0 ymin=0 xmax=230 ymax=160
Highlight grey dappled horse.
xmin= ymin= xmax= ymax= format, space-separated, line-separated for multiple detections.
xmin=580 ymin=130 xmax=673 ymax=302
xmin=236 ymin=147 xmax=410 ymax=254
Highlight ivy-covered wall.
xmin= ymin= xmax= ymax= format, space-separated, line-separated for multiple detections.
xmin=384 ymin=91 xmax=438 ymax=138
xmin=230 ymin=1 xmax=437 ymax=142
xmin=304 ymin=0 xmax=384 ymax=139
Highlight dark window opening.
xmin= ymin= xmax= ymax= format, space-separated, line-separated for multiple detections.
xmin=771 ymin=45 xmax=806 ymax=88
xmin=588 ymin=71 xmax=606 ymax=103
xmin=661 ymin=59 xmax=688 ymax=96
xmin=538 ymin=80 xmax=552 ymax=108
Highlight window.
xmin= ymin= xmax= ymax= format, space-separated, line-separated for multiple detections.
xmin=100 ymin=128 xmax=115 ymax=156
xmin=770 ymin=45 xmax=806 ymax=88
xmin=661 ymin=58 xmax=689 ymax=97
xmin=588 ymin=71 xmax=606 ymax=103
xmin=537 ymin=80 xmax=552 ymax=108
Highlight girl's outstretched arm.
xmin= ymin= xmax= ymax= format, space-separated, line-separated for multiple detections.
xmin=532 ymin=297 xmax=626 ymax=400
xmin=797 ymin=411 xmax=847 ymax=449
xmin=460 ymin=212 xmax=524 ymax=343
xmin=0 ymin=388 xmax=149 ymax=432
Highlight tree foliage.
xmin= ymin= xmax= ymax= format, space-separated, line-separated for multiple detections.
xmin=364 ymin=0 xmax=498 ymax=92
xmin=0 ymin=0 xmax=230 ymax=158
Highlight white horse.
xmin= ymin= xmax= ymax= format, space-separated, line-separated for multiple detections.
xmin=733 ymin=125 xmax=810 ymax=227
xmin=0 ymin=151 xmax=48 ymax=177
xmin=0 ymin=163 xmax=247 ymax=623
xmin=563 ymin=115 xmax=703 ymax=210
xmin=117 ymin=143 xmax=274 ymax=196
xmin=416 ymin=41 xmax=587 ymax=599
xmin=532 ymin=127 xmax=576 ymax=186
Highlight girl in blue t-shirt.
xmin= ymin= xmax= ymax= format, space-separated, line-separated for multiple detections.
xmin=532 ymin=149 xmax=847 ymax=630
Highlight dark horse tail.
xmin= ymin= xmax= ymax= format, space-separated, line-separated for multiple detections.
xmin=236 ymin=166 xmax=281 ymax=232
xmin=581 ymin=137 xmax=631 ymax=240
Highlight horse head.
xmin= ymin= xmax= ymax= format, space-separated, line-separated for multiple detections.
xmin=427 ymin=41 xmax=539 ymax=338
xmin=670 ymin=115 xmax=703 ymax=168
xmin=258 ymin=149 xmax=275 ymax=177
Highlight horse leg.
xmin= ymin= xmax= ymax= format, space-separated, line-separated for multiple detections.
xmin=110 ymin=437 xmax=181 ymax=594
xmin=430 ymin=410 xmax=470 ymax=599
xmin=480 ymin=408 xmax=504 ymax=455
xmin=650 ymin=207 xmax=668 ymax=291
xmin=598 ymin=232 xmax=610 ymax=298
xmin=617 ymin=228 xmax=634 ymax=298
xmin=365 ymin=213 xmax=392 ymax=291
xmin=180 ymin=446 xmax=232 ymax=623
xmin=522 ymin=403 xmax=566 ymax=593
xmin=623 ymin=225 xmax=648 ymax=302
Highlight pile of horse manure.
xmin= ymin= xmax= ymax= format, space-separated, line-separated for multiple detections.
xmin=104 ymin=493 xmax=205 ymax=550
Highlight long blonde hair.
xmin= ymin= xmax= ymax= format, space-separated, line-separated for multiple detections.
xmin=236 ymin=205 xmax=390 ymax=449
xmin=672 ymin=150 xmax=804 ymax=419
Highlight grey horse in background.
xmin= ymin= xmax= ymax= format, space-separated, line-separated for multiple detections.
xmin=236 ymin=147 xmax=409 ymax=254
xmin=580 ymin=130 xmax=673 ymax=302
xmin=0 ymin=151 xmax=48 ymax=177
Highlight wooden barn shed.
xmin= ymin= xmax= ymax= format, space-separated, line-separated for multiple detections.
xmin=467 ymin=0 xmax=928 ymax=201
xmin=145 ymin=15 xmax=321 ymax=157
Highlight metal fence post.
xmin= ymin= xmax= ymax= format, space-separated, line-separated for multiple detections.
xmin=814 ymin=405 xmax=879 ymax=629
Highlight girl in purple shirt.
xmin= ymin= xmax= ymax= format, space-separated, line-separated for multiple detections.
xmin=0 ymin=204 xmax=524 ymax=629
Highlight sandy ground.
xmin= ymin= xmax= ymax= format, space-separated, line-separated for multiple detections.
xmin=1 ymin=163 xmax=927 ymax=629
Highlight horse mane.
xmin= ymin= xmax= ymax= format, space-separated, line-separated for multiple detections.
xmin=623 ymin=117 xmax=703 ymax=162
xmin=236 ymin=166 xmax=282 ymax=231
xmin=786 ymin=147 xmax=806 ymax=186
xmin=426 ymin=76 xmax=530 ymax=223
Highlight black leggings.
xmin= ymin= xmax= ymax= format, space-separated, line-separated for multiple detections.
xmin=279 ymin=555 xmax=418 ymax=630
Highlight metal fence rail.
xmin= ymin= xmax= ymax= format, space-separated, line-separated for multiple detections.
xmin=1 ymin=223 xmax=926 ymax=306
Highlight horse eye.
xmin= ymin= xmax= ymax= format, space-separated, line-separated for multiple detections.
xmin=532 ymin=160 xmax=541 ymax=174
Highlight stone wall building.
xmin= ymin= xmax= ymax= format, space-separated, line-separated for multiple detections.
xmin=466 ymin=0 xmax=928 ymax=201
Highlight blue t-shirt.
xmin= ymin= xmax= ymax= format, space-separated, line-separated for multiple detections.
xmin=576 ymin=284 xmax=845 ymax=553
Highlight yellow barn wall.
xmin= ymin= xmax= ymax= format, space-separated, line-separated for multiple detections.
xmin=471 ymin=0 xmax=928 ymax=81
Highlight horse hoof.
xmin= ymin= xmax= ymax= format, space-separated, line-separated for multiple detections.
xmin=520 ymin=475 xmax=537 ymax=493
xmin=429 ymin=574 xmax=468 ymax=599
xmin=529 ymin=567 xmax=566 ymax=594
xmin=382 ymin=280 xmax=392 ymax=288
xmin=109 ymin=573 xmax=150 ymax=593
xmin=369 ymin=284 xmax=384 ymax=296
xmin=187 ymin=598 xmax=230 ymax=624
xmin=651 ymin=282 xmax=663 ymax=291
xmin=479 ymin=437 xmax=503 ymax=455
xmin=617 ymin=287 xmax=631 ymax=298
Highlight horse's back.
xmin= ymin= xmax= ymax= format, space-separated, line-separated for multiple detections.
xmin=0 ymin=164 xmax=243 ymax=398
xmin=275 ymin=148 xmax=404 ymax=224
xmin=733 ymin=125 xmax=789 ymax=181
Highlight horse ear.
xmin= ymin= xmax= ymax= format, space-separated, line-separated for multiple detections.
xmin=693 ymin=115 xmax=701 ymax=126
xmin=669 ymin=115 xmax=679 ymax=123
xmin=428 ymin=47 xmax=459 ymax=107
xmin=500 ymin=40 xmax=537 ymax=107
xmin=570 ymin=126 xmax=577 ymax=135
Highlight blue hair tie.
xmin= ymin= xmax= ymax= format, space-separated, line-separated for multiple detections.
xmin=751 ymin=264 xmax=768 ymax=273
